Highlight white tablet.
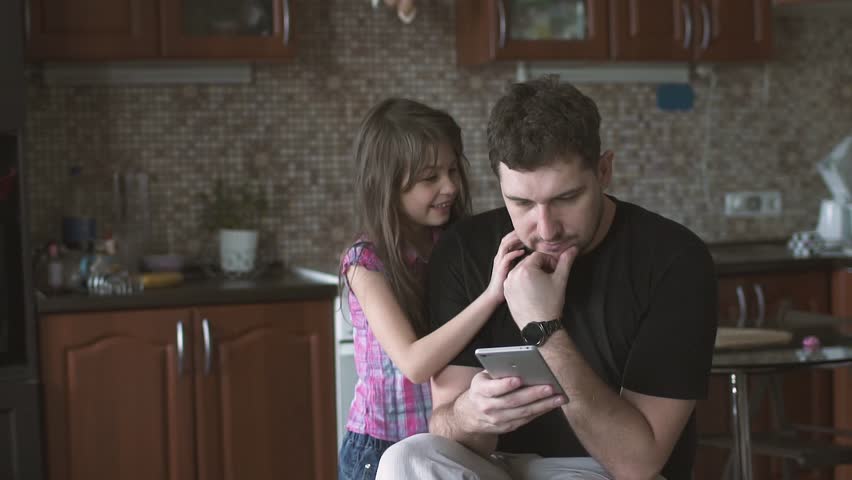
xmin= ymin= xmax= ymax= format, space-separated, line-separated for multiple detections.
xmin=475 ymin=345 xmax=566 ymax=397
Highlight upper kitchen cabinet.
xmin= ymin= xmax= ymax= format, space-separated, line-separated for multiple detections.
xmin=610 ymin=0 xmax=772 ymax=62
xmin=457 ymin=0 xmax=772 ymax=66
xmin=456 ymin=0 xmax=610 ymax=65
xmin=27 ymin=0 xmax=161 ymax=60
xmin=160 ymin=0 xmax=295 ymax=59
xmin=689 ymin=0 xmax=773 ymax=62
xmin=26 ymin=0 xmax=295 ymax=61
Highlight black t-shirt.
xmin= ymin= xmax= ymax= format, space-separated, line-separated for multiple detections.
xmin=427 ymin=197 xmax=718 ymax=480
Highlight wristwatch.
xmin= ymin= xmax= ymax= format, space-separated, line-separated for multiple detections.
xmin=521 ymin=319 xmax=563 ymax=346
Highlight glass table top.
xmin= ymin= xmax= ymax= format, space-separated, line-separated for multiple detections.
xmin=712 ymin=345 xmax=852 ymax=372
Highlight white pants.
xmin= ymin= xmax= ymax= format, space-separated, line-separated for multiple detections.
xmin=376 ymin=433 xmax=665 ymax=480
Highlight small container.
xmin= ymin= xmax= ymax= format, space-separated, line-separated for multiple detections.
xmin=46 ymin=243 xmax=63 ymax=291
xmin=142 ymin=254 xmax=185 ymax=273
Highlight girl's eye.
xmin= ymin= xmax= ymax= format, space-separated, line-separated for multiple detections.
xmin=421 ymin=175 xmax=438 ymax=182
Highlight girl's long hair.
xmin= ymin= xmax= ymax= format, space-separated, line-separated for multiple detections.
xmin=342 ymin=98 xmax=471 ymax=337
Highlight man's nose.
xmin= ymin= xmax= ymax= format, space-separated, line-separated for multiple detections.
xmin=536 ymin=205 xmax=559 ymax=241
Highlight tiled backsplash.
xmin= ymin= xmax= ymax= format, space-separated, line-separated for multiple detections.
xmin=24 ymin=1 xmax=852 ymax=272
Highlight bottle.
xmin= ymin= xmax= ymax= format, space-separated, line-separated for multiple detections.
xmin=46 ymin=242 xmax=64 ymax=292
xmin=62 ymin=166 xmax=96 ymax=251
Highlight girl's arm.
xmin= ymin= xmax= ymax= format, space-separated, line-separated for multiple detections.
xmin=346 ymin=232 xmax=523 ymax=384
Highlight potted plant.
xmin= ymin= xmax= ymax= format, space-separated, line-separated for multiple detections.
xmin=198 ymin=178 xmax=269 ymax=274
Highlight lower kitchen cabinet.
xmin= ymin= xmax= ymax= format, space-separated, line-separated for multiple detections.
xmin=694 ymin=270 xmax=834 ymax=480
xmin=40 ymin=300 xmax=335 ymax=480
xmin=831 ymin=270 xmax=852 ymax=480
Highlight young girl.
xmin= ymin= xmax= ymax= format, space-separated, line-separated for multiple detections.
xmin=338 ymin=98 xmax=523 ymax=480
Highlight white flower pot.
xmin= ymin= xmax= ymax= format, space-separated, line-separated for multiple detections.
xmin=219 ymin=229 xmax=259 ymax=274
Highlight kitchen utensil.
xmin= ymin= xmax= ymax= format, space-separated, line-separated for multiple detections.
xmin=112 ymin=171 xmax=151 ymax=273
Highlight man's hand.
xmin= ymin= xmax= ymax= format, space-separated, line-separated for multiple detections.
xmin=454 ymin=370 xmax=567 ymax=434
xmin=503 ymin=247 xmax=577 ymax=329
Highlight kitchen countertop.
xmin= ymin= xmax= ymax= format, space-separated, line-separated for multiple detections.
xmin=36 ymin=242 xmax=852 ymax=314
xmin=37 ymin=265 xmax=338 ymax=314
xmin=709 ymin=241 xmax=852 ymax=275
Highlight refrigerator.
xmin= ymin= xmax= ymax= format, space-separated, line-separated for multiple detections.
xmin=0 ymin=0 xmax=44 ymax=478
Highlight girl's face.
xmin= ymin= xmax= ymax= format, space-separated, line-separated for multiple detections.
xmin=399 ymin=143 xmax=461 ymax=230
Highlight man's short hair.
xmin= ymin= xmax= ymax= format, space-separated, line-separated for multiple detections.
xmin=487 ymin=76 xmax=602 ymax=175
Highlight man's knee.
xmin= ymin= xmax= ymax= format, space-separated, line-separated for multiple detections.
xmin=382 ymin=433 xmax=439 ymax=464
xmin=377 ymin=433 xmax=442 ymax=479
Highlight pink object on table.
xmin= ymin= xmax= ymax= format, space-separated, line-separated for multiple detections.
xmin=802 ymin=335 xmax=821 ymax=352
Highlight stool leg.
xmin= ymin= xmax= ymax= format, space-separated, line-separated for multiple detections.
xmin=730 ymin=372 xmax=754 ymax=480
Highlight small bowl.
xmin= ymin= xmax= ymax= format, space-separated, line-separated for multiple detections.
xmin=142 ymin=254 xmax=185 ymax=273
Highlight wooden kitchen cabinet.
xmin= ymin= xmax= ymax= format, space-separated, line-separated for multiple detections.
xmin=610 ymin=0 xmax=772 ymax=62
xmin=160 ymin=0 xmax=295 ymax=59
xmin=40 ymin=300 xmax=335 ymax=480
xmin=457 ymin=0 xmax=772 ymax=66
xmin=40 ymin=308 xmax=197 ymax=480
xmin=27 ymin=0 xmax=161 ymax=60
xmin=193 ymin=302 xmax=335 ymax=480
xmin=689 ymin=0 xmax=773 ymax=62
xmin=831 ymin=269 xmax=852 ymax=480
xmin=456 ymin=0 xmax=610 ymax=65
xmin=27 ymin=0 xmax=295 ymax=61
xmin=694 ymin=270 xmax=834 ymax=480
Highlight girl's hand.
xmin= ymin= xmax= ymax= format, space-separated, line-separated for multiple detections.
xmin=484 ymin=231 xmax=525 ymax=305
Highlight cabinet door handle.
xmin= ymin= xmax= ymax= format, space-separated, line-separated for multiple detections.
xmin=753 ymin=284 xmax=766 ymax=327
xmin=681 ymin=2 xmax=693 ymax=50
xmin=496 ymin=0 xmax=507 ymax=49
xmin=282 ymin=0 xmax=292 ymax=46
xmin=202 ymin=318 xmax=213 ymax=375
xmin=699 ymin=1 xmax=711 ymax=51
xmin=735 ymin=285 xmax=747 ymax=327
xmin=176 ymin=320 xmax=185 ymax=376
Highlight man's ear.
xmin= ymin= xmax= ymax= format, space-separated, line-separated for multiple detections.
xmin=597 ymin=151 xmax=614 ymax=189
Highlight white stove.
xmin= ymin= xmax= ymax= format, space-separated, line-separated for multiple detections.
xmin=291 ymin=267 xmax=356 ymax=449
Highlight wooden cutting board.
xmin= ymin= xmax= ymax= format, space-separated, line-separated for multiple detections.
xmin=715 ymin=327 xmax=793 ymax=350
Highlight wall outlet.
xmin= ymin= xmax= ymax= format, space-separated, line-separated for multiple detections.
xmin=724 ymin=191 xmax=782 ymax=217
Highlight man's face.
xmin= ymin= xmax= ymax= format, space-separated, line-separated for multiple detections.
xmin=499 ymin=152 xmax=613 ymax=257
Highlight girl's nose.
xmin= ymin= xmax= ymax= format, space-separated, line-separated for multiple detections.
xmin=441 ymin=175 xmax=459 ymax=194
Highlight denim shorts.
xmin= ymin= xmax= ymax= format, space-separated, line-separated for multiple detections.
xmin=338 ymin=431 xmax=396 ymax=480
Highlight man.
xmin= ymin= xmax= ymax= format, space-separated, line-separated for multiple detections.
xmin=376 ymin=77 xmax=718 ymax=480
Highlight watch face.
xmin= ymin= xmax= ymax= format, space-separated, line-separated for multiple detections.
xmin=522 ymin=322 xmax=545 ymax=345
